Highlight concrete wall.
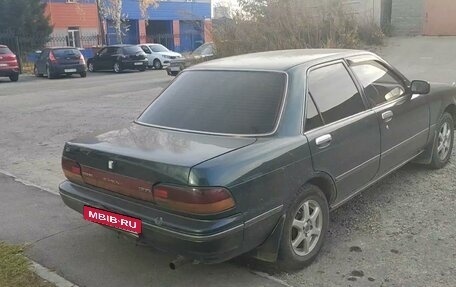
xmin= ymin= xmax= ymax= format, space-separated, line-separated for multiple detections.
xmin=391 ymin=0 xmax=425 ymax=35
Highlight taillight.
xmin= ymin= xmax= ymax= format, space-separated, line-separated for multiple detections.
xmin=62 ymin=157 xmax=83 ymax=184
xmin=153 ymin=185 xmax=235 ymax=215
xmin=79 ymin=54 xmax=85 ymax=65
xmin=49 ymin=51 xmax=56 ymax=63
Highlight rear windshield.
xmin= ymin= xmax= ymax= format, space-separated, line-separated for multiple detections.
xmin=53 ymin=49 xmax=81 ymax=58
xmin=123 ymin=46 xmax=143 ymax=54
xmin=138 ymin=70 xmax=287 ymax=135
xmin=0 ymin=47 xmax=12 ymax=54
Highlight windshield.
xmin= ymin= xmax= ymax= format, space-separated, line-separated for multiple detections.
xmin=0 ymin=47 xmax=12 ymax=54
xmin=122 ymin=46 xmax=143 ymax=55
xmin=138 ymin=70 xmax=287 ymax=135
xmin=192 ymin=44 xmax=214 ymax=56
xmin=149 ymin=45 xmax=169 ymax=53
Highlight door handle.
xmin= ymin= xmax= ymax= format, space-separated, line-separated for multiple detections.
xmin=382 ymin=110 xmax=394 ymax=122
xmin=316 ymin=134 xmax=332 ymax=148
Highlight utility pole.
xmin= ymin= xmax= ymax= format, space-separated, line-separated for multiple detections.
xmin=96 ymin=0 xmax=106 ymax=45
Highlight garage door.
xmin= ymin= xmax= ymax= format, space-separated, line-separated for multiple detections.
xmin=424 ymin=0 xmax=456 ymax=35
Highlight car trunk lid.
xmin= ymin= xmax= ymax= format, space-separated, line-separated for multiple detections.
xmin=63 ymin=124 xmax=256 ymax=201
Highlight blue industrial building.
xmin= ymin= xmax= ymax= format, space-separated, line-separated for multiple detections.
xmin=105 ymin=0 xmax=212 ymax=52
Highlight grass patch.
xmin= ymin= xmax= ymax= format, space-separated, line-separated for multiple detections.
xmin=0 ymin=242 xmax=55 ymax=287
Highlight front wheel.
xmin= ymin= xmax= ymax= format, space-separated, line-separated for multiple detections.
xmin=153 ymin=59 xmax=163 ymax=70
xmin=429 ymin=112 xmax=454 ymax=169
xmin=88 ymin=62 xmax=95 ymax=72
xmin=277 ymin=185 xmax=329 ymax=271
xmin=9 ymin=73 xmax=19 ymax=82
xmin=113 ymin=62 xmax=122 ymax=73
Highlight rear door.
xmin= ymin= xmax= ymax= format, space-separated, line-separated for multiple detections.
xmin=304 ymin=61 xmax=381 ymax=202
xmin=347 ymin=57 xmax=430 ymax=176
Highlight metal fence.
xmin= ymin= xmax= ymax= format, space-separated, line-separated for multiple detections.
xmin=0 ymin=32 xmax=204 ymax=73
xmin=0 ymin=33 xmax=102 ymax=73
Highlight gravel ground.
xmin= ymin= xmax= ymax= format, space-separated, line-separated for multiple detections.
xmin=0 ymin=37 xmax=455 ymax=287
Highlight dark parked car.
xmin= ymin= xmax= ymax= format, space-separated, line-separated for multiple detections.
xmin=34 ymin=47 xmax=87 ymax=79
xmin=87 ymin=45 xmax=148 ymax=73
xmin=0 ymin=45 xmax=19 ymax=82
xmin=166 ymin=42 xmax=215 ymax=76
xmin=59 ymin=50 xmax=455 ymax=271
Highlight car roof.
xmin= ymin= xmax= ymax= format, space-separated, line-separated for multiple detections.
xmin=46 ymin=47 xmax=80 ymax=50
xmin=189 ymin=49 xmax=372 ymax=72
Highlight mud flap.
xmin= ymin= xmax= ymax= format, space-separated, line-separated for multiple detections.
xmin=413 ymin=129 xmax=438 ymax=164
xmin=249 ymin=214 xmax=286 ymax=262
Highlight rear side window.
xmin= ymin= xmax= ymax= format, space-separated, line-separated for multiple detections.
xmin=308 ymin=63 xmax=365 ymax=125
xmin=0 ymin=47 xmax=12 ymax=54
xmin=350 ymin=61 xmax=405 ymax=106
xmin=138 ymin=70 xmax=287 ymax=135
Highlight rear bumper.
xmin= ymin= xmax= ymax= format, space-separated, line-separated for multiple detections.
xmin=59 ymin=180 xmax=282 ymax=263
xmin=121 ymin=60 xmax=148 ymax=70
xmin=50 ymin=64 xmax=86 ymax=74
xmin=0 ymin=68 xmax=19 ymax=77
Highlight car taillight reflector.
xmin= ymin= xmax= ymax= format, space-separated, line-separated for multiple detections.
xmin=79 ymin=54 xmax=85 ymax=65
xmin=153 ymin=185 xmax=235 ymax=215
xmin=49 ymin=51 xmax=57 ymax=62
xmin=62 ymin=157 xmax=83 ymax=184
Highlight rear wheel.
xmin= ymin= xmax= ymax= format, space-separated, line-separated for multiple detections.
xmin=429 ymin=112 xmax=454 ymax=169
xmin=153 ymin=59 xmax=162 ymax=70
xmin=34 ymin=66 xmax=42 ymax=77
xmin=80 ymin=71 xmax=87 ymax=78
xmin=277 ymin=185 xmax=329 ymax=271
xmin=9 ymin=73 xmax=19 ymax=82
xmin=46 ymin=66 xmax=54 ymax=79
xmin=113 ymin=62 xmax=121 ymax=73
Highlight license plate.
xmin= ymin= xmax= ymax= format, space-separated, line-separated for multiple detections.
xmin=64 ymin=69 xmax=77 ymax=73
xmin=83 ymin=206 xmax=142 ymax=234
xmin=134 ymin=62 xmax=143 ymax=66
xmin=0 ymin=63 xmax=7 ymax=67
xmin=170 ymin=67 xmax=181 ymax=72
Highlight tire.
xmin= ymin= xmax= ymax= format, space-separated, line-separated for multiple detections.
xmin=138 ymin=66 xmax=146 ymax=72
xmin=9 ymin=73 xmax=19 ymax=82
xmin=46 ymin=66 xmax=54 ymax=79
xmin=113 ymin=62 xmax=122 ymax=73
xmin=153 ymin=59 xmax=163 ymax=70
xmin=429 ymin=112 xmax=454 ymax=169
xmin=34 ymin=66 xmax=42 ymax=77
xmin=277 ymin=184 xmax=329 ymax=271
xmin=80 ymin=71 xmax=87 ymax=78
xmin=88 ymin=62 xmax=95 ymax=72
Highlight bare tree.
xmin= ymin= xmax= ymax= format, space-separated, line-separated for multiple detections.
xmin=96 ymin=0 xmax=158 ymax=44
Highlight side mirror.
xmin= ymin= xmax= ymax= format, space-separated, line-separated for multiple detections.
xmin=411 ymin=80 xmax=430 ymax=95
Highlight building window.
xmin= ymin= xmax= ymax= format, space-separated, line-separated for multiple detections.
xmin=67 ymin=27 xmax=81 ymax=48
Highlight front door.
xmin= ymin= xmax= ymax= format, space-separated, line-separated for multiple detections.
xmin=304 ymin=61 xmax=381 ymax=202
xmin=348 ymin=57 xmax=430 ymax=176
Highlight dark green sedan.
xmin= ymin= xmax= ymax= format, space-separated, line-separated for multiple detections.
xmin=60 ymin=49 xmax=455 ymax=271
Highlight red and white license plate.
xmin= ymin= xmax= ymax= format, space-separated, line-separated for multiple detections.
xmin=83 ymin=206 xmax=142 ymax=234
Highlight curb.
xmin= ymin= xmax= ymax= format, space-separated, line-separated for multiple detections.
xmin=30 ymin=260 xmax=79 ymax=287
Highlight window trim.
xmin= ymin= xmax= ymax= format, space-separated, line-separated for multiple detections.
xmin=347 ymin=57 xmax=409 ymax=108
xmin=134 ymin=69 xmax=290 ymax=138
xmin=302 ymin=59 xmax=368 ymax=134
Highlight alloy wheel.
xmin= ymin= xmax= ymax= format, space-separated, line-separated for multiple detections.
xmin=114 ymin=62 xmax=120 ymax=73
xmin=88 ymin=63 xmax=94 ymax=72
xmin=291 ymin=200 xmax=323 ymax=256
xmin=438 ymin=122 xmax=452 ymax=160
